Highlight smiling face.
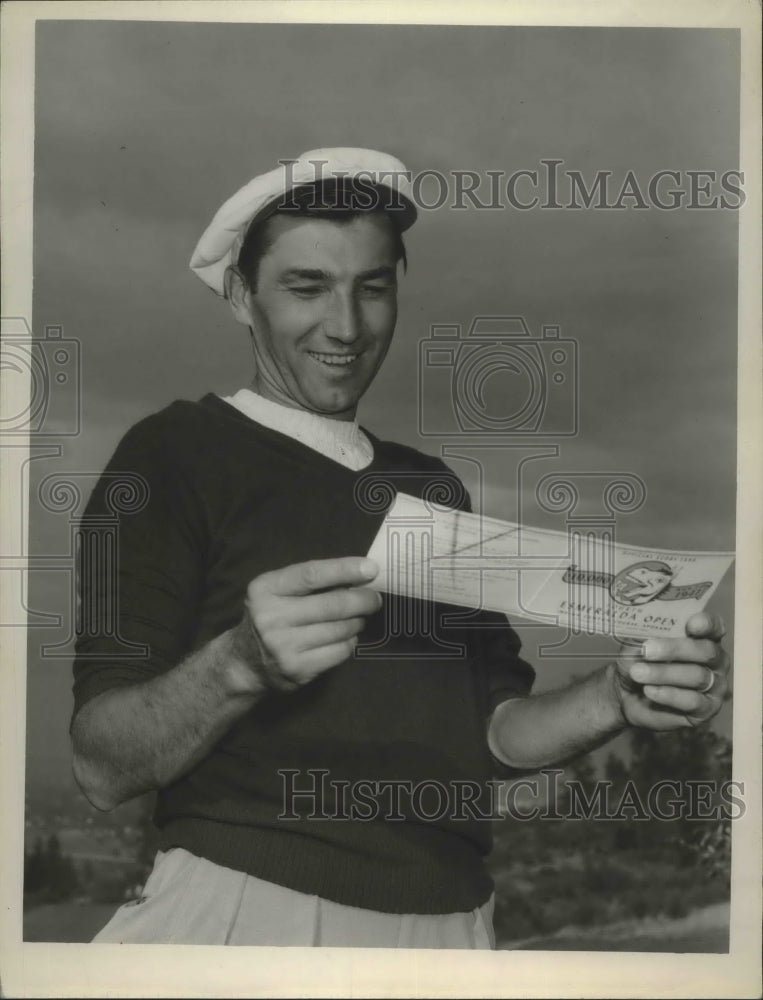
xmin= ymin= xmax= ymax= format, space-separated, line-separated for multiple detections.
xmin=228 ymin=211 xmax=400 ymax=421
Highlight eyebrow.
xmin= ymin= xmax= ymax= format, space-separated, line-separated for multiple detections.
xmin=277 ymin=266 xmax=397 ymax=285
xmin=357 ymin=266 xmax=397 ymax=282
xmin=278 ymin=269 xmax=329 ymax=284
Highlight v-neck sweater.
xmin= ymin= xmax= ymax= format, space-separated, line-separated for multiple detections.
xmin=221 ymin=387 xmax=374 ymax=470
xmin=72 ymin=393 xmax=534 ymax=914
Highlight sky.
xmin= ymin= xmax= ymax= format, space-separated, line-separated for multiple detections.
xmin=23 ymin=20 xmax=740 ymax=791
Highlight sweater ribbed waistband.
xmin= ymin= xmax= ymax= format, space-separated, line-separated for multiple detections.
xmin=157 ymin=816 xmax=494 ymax=915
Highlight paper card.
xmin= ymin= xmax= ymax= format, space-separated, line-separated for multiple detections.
xmin=365 ymin=492 xmax=735 ymax=640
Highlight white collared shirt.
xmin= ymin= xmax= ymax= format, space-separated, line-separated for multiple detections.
xmin=220 ymin=388 xmax=374 ymax=471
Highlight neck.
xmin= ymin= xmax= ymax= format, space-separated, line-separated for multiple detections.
xmin=248 ymin=376 xmax=357 ymax=423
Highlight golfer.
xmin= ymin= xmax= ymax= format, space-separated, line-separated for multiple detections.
xmin=71 ymin=148 xmax=730 ymax=948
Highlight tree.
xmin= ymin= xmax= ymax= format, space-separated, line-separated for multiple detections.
xmin=135 ymin=792 xmax=159 ymax=877
xmin=604 ymin=751 xmax=628 ymax=788
xmin=24 ymin=837 xmax=46 ymax=895
xmin=627 ymin=726 xmax=733 ymax=877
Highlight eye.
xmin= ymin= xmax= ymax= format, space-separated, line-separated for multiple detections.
xmin=289 ymin=286 xmax=325 ymax=298
xmin=361 ymin=284 xmax=393 ymax=297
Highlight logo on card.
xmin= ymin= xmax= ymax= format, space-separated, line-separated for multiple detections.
xmin=563 ymin=560 xmax=713 ymax=606
xmin=610 ymin=561 xmax=674 ymax=605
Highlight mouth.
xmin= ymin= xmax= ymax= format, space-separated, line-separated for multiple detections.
xmin=307 ymin=351 xmax=361 ymax=369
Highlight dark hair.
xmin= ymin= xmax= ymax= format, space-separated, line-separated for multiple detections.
xmin=237 ymin=177 xmax=409 ymax=292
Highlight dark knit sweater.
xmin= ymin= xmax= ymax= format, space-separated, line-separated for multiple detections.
xmin=72 ymin=393 xmax=535 ymax=914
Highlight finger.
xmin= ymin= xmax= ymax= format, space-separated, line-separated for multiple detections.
xmin=641 ymin=637 xmax=719 ymax=666
xmin=298 ymin=639 xmax=358 ymax=676
xmin=629 ymin=661 xmax=715 ymax=691
xmin=685 ymin=612 xmax=726 ymax=642
xmin=267 ymin=557 xmax=379 ymax=597
xmin=642 ymin=684 xmax=705 ymax=715
xmin=284 ymin=587 xmax=383 ymax=625
xmin=697 ymin=670 xmax=718 ymax=694
xmin=624 ymin=699 xmax=697 ymax=730
xmin=291 ymin=618 xmax=366 ymax=652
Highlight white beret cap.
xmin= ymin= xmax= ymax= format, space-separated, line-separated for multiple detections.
xmin=190 ymin=147 xmax=417 ymax=297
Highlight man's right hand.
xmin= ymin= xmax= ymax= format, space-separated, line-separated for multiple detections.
xmin=240 ymin=556 xmax=382 ymax=689
xmin=73 ymin=561 xmax=382 ymax=811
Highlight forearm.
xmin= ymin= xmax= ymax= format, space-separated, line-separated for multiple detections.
xmin=71 ymin=620 xmax=267 ymax=810
xmin=488 ymin=662 xmax=627 ymax=771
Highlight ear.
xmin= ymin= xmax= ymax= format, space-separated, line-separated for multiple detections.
xmin=225 ymin=266 xmax=253 ymax=327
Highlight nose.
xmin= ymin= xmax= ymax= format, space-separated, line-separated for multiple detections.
xmin=324 ymin=290 xmax=361 ymax=345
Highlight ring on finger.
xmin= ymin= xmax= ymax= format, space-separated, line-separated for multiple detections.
xmin=699 ymin=670 xmax=716 ymax=695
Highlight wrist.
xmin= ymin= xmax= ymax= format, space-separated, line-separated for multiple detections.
xmin=228 ymin=613 xmax=301 ymax=695
xmin=215 ymin=624 xmax=267 ymax=699
xmin=598 ymin=661 xmax=629 ymax=732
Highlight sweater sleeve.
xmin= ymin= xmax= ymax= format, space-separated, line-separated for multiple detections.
xmin=468 ymin=610 xmax=535 ymax=715
xmin=71 ymin=410 xmax=208 ymax=720
xmin=432 ymin=473 xmax=536 ymax=711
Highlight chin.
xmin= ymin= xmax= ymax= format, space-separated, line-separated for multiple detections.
xmin=313 ymin=395 xmax=359 ymax=419
xmin=320 ymin=401 xmax=358 ymax=419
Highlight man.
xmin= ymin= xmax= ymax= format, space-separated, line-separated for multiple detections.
xmin=71 ymin=148 xmax=730 ymax=948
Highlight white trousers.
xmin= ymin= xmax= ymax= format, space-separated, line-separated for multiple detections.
xmin=93 ymin=848 xmax=496 ymax=949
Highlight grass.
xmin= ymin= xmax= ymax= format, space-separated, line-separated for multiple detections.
xmin=501 ymin=901 xmax=730 ymax=953
xmin=23 ymin=901 xmax=119 ymax=943
xmin=24 ymin=899 xmax=729 ymax=952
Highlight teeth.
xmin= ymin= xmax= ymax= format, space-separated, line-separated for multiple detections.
xmin=309 ymin=352 xmax=358 ymax=366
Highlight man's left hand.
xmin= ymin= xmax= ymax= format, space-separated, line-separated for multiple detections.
xmin=613 ymin=613 xmax=731 ymax=730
